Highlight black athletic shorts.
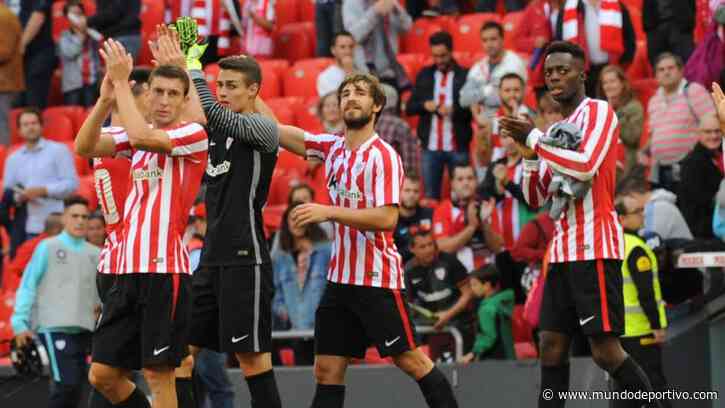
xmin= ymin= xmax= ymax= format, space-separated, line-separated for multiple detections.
xmin=539 ymin=259 xmax=624 ymax=336
xmin=315 ymin=282 xmax=418 ymax=358
xmin=189 ymin=264 xmax=274 ymax=353
xmin=91 ymin=274 xmax=191 ymax=370
xmin=96 ymin=273 xmax=117 ymax=304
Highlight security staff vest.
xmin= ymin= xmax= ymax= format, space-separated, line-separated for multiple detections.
xmin=622 ymin=234 xmax=667 ymax=338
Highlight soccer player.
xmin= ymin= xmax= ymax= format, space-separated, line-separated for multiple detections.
xmin=173 ymin=22 xmax=283 ymax=408
xmin=499 ymin=41 xmax=660 ymax=408
xmin=278 ymin=73 xmax=459 ymax=408
xmin=76 ymin=39 xmax=208 ymax=408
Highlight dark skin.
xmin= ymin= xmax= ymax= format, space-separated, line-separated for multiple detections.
xmin=502 ymin=52 xmax=631 ymax=374
xmin=499 ymin=52 xmax=588 ymax=160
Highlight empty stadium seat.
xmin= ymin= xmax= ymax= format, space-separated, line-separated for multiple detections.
xmin=274 ymin=22 xmax=315 ymax=62
xmin=502 ymin=11 xmax=524 ymax=51
xmin=452 ymin=13 xmax=501 ymax=54
xmin=294 ymin=57 xmax=334 ymax=72
xmin=259 ymin=59 xmax=291 ymax=79
xmin=266 ymin=97 xmax=301 ymax=125
xmin=452 ymin=51 xmax=474 ymax=69
xmin=43 ymin=114 xmax=75 ymax=143
xmin=277 ymin=148 xmax=307 ymax=178
xmin=295 ymin=97 xmax=323 ymax=133
xmin=402 ymin=18 xmax=448 ymax=55
xmin=62 ymin=141 xmax=91 ymax=176
xmin=283 ymin=65 xmax=324 ymax=98
xmin=45 ymin=105 xmax=88 ymax=134
xmin=137 ymin=0 xmax=165 ymax=65
xmin=267 ymin=170 xmax=303 ymax=207
xmin=397 ymin=53 xmax=424 ymax=83
xmin=259 ymin=69 xmax=282 ymax=99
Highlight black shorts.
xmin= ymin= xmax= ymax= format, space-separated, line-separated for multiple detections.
xmin=315 ymin=282 xmax=418 ymax=358
xmin=189 ymin=264 xmax=274 ymax=353
xmin=540 ymin=259 xmax=624 ymax=336
xmin=96 ymin=273 xmax=117 ymax=304
xmin=91 ymin=274 xmax=191 ymax=370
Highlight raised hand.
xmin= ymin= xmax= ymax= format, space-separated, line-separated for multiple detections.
xmin=499 ymin=115 xmax=534 ymax=146
xmin=175 ymin=16 xmax=199 ymax=54
xmin=149 ymin=24 xmax=186 ymax=68
xmin=99 ymin=39 xmax=133 ymax=84
xmin=99 ymin=73 xmax=115 ymax=104
xmin=711 ymin=82 xmax=725 ymax=133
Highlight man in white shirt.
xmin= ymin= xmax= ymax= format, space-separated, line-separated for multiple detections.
xmin=317 ymin=31 xmax=366 ymax=97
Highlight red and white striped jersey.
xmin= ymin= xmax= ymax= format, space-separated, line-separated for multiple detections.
xmin=304 ymin=132 xmax=405 ymax=289
xmin=491 ymin=159 xmax=537 ymax=249
xmin=427 ymin=70 xmax=456 ymax=152
xmin=191 ymin=0 xmax=233 ymax=55
xmin=522 ymin=97 xmax=624 ymax=263
xmin=433 ymin=200 xmax=497 ymax=272
xmin=94 ymin=127 xmax=131 ymax=274
xmin=112 ymin=122 xmax=208 ymax=274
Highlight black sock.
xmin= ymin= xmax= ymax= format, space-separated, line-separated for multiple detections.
xmin=611 ymin=357 xmax=660 ymax=407
xmin=417 ymin=367 xmax=458 ymax=408
xmin=246 ymin=369 xmax=282 ymax=408
xmin=114 ymin=387 xmax=150 ymax=408
xmin=310 ymin=384 xmax=346 ymax=408
xmin=176 ymin=377 xmax=196 ymax=408
xmin=89 ymin=389 xmax=115 ymax=408
xmin=539 ymin=364 xmax=570 ymax=408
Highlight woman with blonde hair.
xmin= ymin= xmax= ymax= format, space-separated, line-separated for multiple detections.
xmin=598 ymin=65 xmax=644 ymax=176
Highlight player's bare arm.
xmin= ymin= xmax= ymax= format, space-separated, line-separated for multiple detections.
xmin=75 ymin=74 xmax=120 ymax=157
xmin=291 ymin=203 xmax=399 ymax=232
xmin=277 ymin=124 xmax=307 ymax=157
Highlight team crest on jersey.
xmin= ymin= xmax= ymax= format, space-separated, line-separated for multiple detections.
xmin=434 ymin=267 xmax=446 ymax=281
xmin=226 ymin=137 xmax=234 ymax=150
xmin=420 ymin=219 xmax=432 ymax=228
xmin=56 ymin=249 xmax=67 ymax=263
xmin=207 ymin=160 xmax=231 ymax=177
xmin=133 ymin=167 xmax=163 ymax=181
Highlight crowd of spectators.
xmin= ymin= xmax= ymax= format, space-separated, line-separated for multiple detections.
xmin=1 ymin=0 xmax=725 ymax=369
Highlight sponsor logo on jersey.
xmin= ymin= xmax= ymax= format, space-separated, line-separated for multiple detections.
xmin=206 ymin=160 xmax=231 ymax=177
xmin=133 ymin=167 xmax=163 ymax=180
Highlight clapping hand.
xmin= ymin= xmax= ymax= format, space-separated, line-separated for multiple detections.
xmin=99 ymin=39 xmax=133 ymax=84
xmin=175 ymin=17 xmax=208 ymax=70
xmin=149 ymin=24 xmax=186 ymax=69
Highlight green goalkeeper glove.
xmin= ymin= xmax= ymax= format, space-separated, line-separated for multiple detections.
xmin=175 ymin=16 xmax=198 ymax=54
xmin=185 ymin=43 xmax=208 ymax=71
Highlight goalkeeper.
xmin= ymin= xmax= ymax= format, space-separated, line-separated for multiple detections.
xmin=168 ymin=18 xmax=284 ymax=408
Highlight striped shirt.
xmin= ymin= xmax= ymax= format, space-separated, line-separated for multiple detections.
xmin=428 ymin=70 xmax=456 ymax=152
xmin=647 ymin=80 xmax=716 ymax=165
xmin=433 ymin=200 xmax=497 ymax=272
xmin=304 ymin=132 xmax=405 ymax=289
xmin=112 ymin=122 xmax=208 ymax=274
xmin=522 ymin=97 xmax=624 ymax=263
xmin=489 ymin=158 xmax=537 ymax=249
xmin=94 ymin=127 xmax=131 ymax=274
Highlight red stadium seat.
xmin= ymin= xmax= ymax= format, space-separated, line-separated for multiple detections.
xmin=8 ymin=108 xmax=24 ymax=146
xmin=76 ymin=175 xmax=99 ymax=211
xmin=275 ymin=0 xmax=300 ymax=27
xmin=277 ymin=148 xmax=307 ymax=178
xmin=259 ymin=59 xmax=291 ymax=79
xmin=43 ymin=114 xmax=75 ymax=143
xmin=402 ymin=18 xmax=447 ymax=55
xmin=294 ymin=58 xmax=333 ymax=72
xmin=295 ymin=97 xmax=323 ymax=132
xmin=274 ymin=22 xmax=315 ymax=62
xmin=203 ymin=63 xmax=220 ymax=96
xmin=452 ymin=52 xmax=474 ymax=69
xmin=0 ymin=145 xmax=7 ymax=180
xmin=62 ymin=141 xmax=91 ymax=176
xmin=52 ymin=1 xmax=70 ymax=42
xmin=283 ymin=65 xmax=323 ymax=98
xmin=267 ymin=170 xmax=303 ymax=206
xmin=502 ymin=11 xmax=524 ymax=50
xmin=452 ymin=13 xmax=500 ymax=54
xmin=45 ymin=105 xmax=88 ymax=134
xmin=266 ymin=97 xmax=301 ymax=125
xmin=298 ymin=0 xmax=315 ymax=23
xmin=397 ymin=53 xmax=424 ymax=83
xmin=259 ymin=69 xmax=282 ymax=99
xmin=263 ymin=204 xmax=285 ymax=237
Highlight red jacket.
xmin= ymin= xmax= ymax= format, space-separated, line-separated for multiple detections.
xmin=510 ymin=213 xmax=554 ymax=265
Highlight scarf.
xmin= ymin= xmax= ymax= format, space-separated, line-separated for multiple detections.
xmin=191 ymin=0 xmax=234 ymax=56
xmin=562 ymin=0 xmax=624 ymax=64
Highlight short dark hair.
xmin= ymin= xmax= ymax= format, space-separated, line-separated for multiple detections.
xmin=17 ymin=107 xmax=43 ymax=127
xmin=218 ymin=55 xmax=263 ymax=90
xmin=64 ymin=195 xmax=89 ymax=209
xmin=480 ymin=21 xmax=504 ymax=37
xmin=404 ymin=173 xmax=421 ymax=184
xmin=287 ymin=183 xmax=315 ymax=205
xmin=429 ymin=31 xmax=453 ymax=50
xmin=149 ymin=65 xmax=190 ymax=96
xmin=450 ymin=162 xmax=474 ymax=180
xmin=63 ymin=0 xmax=84 ymax=16
xmin=130 ymin=67 xmax=152 ymax=96
xmin=470 ymin=264 xmax=500 ymax=286
xmin=337 ymin=73 xmax=387 ymax=124
xmin=616 ymin=175 xmax=649 ymax=196
xmin=88 ymin=212 xmax=106 ymax=224
xmin=332 ymin=31 xmax=354 ymax=46
xmin=544 ymin=41 xmax=587 ymax=63
xmin=654 ymin=52 xmax=684 ymax=70
xmin=499 ymin=72 xmax=525 ymax=88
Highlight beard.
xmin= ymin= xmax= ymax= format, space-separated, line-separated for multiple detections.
xmin=343 ymin=108 xmax=373 ymax=130
xmin=401 ymin=199 xmax=417 ymax=210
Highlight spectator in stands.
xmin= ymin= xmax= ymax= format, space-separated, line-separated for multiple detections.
xmin=405 ymin=225 xmax=475 ymax=360
xmin=599 ymin=64 xmax=644 ymax=176
xmin=317 ymin=92 xmax=344 ymax=134
xmin=510 ymin=212 xmax=555 ymax=294
xmin=514 ymin=0 xmax=563 ymax=96
xmin=377 ymin=83 xmax=421 ymax=177
xmin=343 ymin=0 xmax=412 ymax=90
xmin=242 ymin=0 xmax=276 ymax=59
xmin=535 ymin=91 xmax=564 ymax=131
xmin=3 ymin=108 xmax=79 ymax=249
xmin=86 ymin=212 xmax=106 ymax=248
xmin=460 ymin=264 xmax=515 ymax=362
xmin=6 ymin=212 xmax=62 ymax=281
xmin=617 ymin=177 xmax=694 ymax=240
xmin=0 ymin=3 xmax=23 ymax=146
xmin=406 ymin=31 xmax=472 ymax=199
xmin=641 ymin=52 xmax=716 ymax=192
xmin=677 ymin=114 xmax=723 ymax=239
xmin=643 ymin=0 xmax=696 ymax=67
xmin=11 ymin=195 xmax=100 ymax=408
xmin=14 ymin=0 xmax=55 ymax=110
xmin=554 ymin=0 xmax=636 ymax=97
xmin=315 ymin=0 xmax=342 ymax=57
xmin=58 ymin=0 xmax=101 ymax=107
xmin=433 ymin=163 xmax=504 ymax=272
xmin=88 ymin=0 xmax=142 ymax=59
xmin=395 ymin=174 xmax=434 ymax=264
xmin=317 ymin=31 xmax=365 ymax=97
xmin=475 ymin=0 xmax=525 ymax=12
xmin=460 ymin=21 xmax=527 ymax=122
xmin=271 ymin=202 xmax=331 ymax=365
